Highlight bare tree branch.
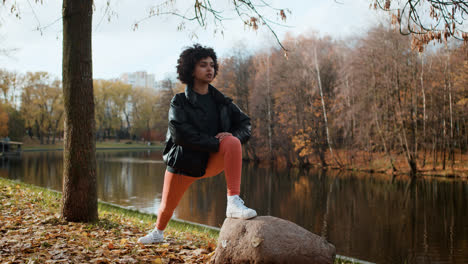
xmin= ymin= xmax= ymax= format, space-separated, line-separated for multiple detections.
xmin=135 ymin=0 xmax=291 ymax=52
xmin=372 ymin=0 xmax=468 ymax=50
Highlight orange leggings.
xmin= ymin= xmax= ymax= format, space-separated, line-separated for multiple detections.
xmin=155 ymin=135 xmax=242 ymax=230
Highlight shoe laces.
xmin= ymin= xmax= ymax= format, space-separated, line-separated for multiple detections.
xmin=232 ymin=196 xmax=248 ymax=210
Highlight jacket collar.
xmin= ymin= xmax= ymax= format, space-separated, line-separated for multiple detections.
xmin=185 ymin=84 xmax=232 ymax=106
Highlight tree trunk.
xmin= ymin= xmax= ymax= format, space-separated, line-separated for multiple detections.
xmin=421 ymin=54 xmax=427 ymax=167
xmin=265 ymin=55 xmax=273 ymax=161
xmin=52 ymin=123 xmax=57 ymax=144
xmin=35 ymin=119 xmax=43 ymax=145
xmin=371 ymin=67 xmax=396 ymax=172
xmin=432 ymin=135 xmax=437 ymax=171
xmin=61 ymin=0 xmax=98 ymax=222
xmin=46 ymin=126 xmax=50 ymax=144
xmin=124 ymin=107 xmax=131 ymax=135
xmin=52 ymin=113 xmax=62 ymax=145
xmin=442 ymin=55 xmax=448 ymax=171
xmin=313 ymin=47 xmax=341 ymax=168
xmin=448 ymin=69 xmax=455 ymax=168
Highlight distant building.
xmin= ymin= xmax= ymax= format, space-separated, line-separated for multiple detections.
xmin=120 ymin=71 xmax=156 ymax=89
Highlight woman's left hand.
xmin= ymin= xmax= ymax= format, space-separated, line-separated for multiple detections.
xmin=215 ymin=132 xmax=232 ymax=142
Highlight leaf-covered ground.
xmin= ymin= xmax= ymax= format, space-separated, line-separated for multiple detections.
xmin=0 ymin=179 xmax=217 ymax=263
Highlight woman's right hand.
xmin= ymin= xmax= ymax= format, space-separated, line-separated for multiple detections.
xmin=215 ymin=132 xmax=232 ymax=142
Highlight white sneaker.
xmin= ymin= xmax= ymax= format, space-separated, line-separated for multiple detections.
xmin=137 ymin=229 xmax=164 ymax=244
xmin=226 ymin=195 xmax=257 ymax=219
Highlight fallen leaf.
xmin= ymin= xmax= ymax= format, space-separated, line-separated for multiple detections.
xmin=251 ymin=237 xmax=263 ymax=248
xmin=207 ymin=242 xmax=216 ymax=251
xmin=92 ymin=257 xmax=110 ymax=264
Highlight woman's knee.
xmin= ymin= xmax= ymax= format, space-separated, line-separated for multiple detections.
xmin=221 ymin=135 xmax=241 ymax=148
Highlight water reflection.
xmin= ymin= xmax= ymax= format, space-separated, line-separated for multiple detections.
xmin=2 ymin=151 xmax=467 ymax=264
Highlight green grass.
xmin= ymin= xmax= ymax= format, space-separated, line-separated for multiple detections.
xmin=22 ymin=145 xmax=64 ymax=151
xmin=335 ymin=256 xmax=367 ymax=264
xmin=96 ymin=142 xmax=163 ymax=149
xmin=22 ymin=141 xmax=164 ymax=151
xmin=97 ymin=201 xmax=220 ymax=240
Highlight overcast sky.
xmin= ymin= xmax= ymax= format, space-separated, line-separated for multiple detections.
xmin=0 ymin=0 xmax=381 ymax=80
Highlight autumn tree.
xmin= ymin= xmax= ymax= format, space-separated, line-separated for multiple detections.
xmin=94 ymin=79 xmax=117 ymax=141
xmin=336 ymin=25 xmax=422 ymax=175
xmin=130 ymin=86 xmax=158 ymax=141
xmin=214 ymin=45 xmax=257 ymax=160
xmin=6 ymin=106 xmax=25 ymax=141
xmin=0 ymin=69 xmax=24 ymax=141
xmin=21 ymin=72 xmax=63 ymax=145
xmin=151 ymin=78 xmax=179 ymax=139
xmin=0 ymin=103 xmax=8 ymax=137
xmin=48 ymin=80 xmax=64 ymax=144
xmin=0 ymin=69 xmax=21 ymax=106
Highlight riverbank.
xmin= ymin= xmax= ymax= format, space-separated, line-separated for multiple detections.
xmin=21 ymin=137 xmax=466 ymax=178
xmin=271 ymin=149 xmax=468 ymax=178
xmin=21 ymin=139 xmax=164 ymax=151
xmin=0 ymin=177 xmax=363 ymax=264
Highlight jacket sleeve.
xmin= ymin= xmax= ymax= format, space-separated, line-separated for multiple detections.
xmin=229 ymin=102 xmax=251 ymax=144
xmin=168 ymin=95 xmax=220 ymax=152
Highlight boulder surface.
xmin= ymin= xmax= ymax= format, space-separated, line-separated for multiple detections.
xmin=210 ymin=216 xmax=335 ymax=264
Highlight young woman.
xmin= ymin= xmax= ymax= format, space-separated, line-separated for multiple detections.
xmin=138 ymin=44 xmax=256 ymax=244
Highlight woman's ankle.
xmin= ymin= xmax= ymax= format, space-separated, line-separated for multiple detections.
xmin=153 ymin=227 xmax=164 ymax=235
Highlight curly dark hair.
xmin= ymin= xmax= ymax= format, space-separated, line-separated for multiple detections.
xmin=176 ymin=44 xmax=219 ymax=85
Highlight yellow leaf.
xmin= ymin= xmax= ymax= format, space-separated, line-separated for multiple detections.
xmin=153 ymin=258 xmax=163 ymax=264
xmin=120 ymin=238 xmax=127 ymax=245
xmin=251 ymin=237 xmax=263 ymax=248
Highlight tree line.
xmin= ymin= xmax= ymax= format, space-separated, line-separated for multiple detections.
xmin=1 ymin=24 xmax=466 ymax=175
xmin=214 ymin=25 xmax=467 ymax=175
xmin=0 ymin=72 xmax=184 ymax=143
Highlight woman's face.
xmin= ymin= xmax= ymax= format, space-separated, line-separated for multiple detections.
xmin=192 ymin=57 xmax=215 ymax=84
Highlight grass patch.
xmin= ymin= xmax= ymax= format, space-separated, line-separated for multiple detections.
xmin=97 ymin=201 xmax=219 ymax=240
xmin=22 ymin=141 xmax=164 ymax=151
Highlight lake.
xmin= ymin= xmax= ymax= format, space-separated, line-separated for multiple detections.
xmin=1 ymin=150 xmax=467 ymax=264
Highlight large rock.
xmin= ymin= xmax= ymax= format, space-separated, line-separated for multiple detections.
xmin=210 ymin=216 xmax=335 ymax=264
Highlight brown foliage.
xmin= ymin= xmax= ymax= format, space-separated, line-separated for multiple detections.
xmin=0 ymin=181 xmax=217 ymax=263
xmin=0 ymin=103 xmax=8 ymax=137
xmin=212 ymin=24 xmax=467 ymax=175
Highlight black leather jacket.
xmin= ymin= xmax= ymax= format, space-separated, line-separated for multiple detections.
xmin=162 ymin=84 xmax=251 ymax=177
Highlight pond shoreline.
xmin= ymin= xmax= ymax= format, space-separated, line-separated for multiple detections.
xmin=245 ymin=150 xmax=468 ymax=179
xmin=21 ymin=146 xmax=467 ymax=178
xmin=23 ymin=146 xmax=163 ymax=152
